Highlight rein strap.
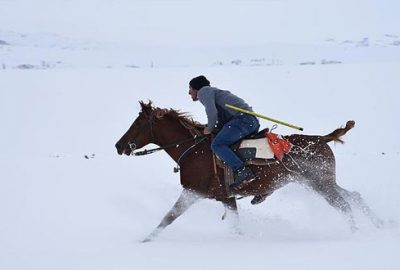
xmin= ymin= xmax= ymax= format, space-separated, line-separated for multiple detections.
xmin=132 ymin=136 xmax=205 ymax=156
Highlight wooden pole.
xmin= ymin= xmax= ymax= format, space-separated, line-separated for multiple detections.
xmin=225 ymin=104 xmax=304 ymax=131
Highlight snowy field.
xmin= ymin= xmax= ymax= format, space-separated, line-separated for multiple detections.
xmin=1 ymin=1 xmax=400 ymax=270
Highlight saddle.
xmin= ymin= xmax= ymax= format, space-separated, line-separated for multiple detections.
xmin=217 ymin=128 xmax=293 ymax=197
xmin=232 ymin=128 xmax=293 ymax=162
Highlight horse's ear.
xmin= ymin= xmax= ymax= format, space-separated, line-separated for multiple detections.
xmin=139 ymin=100 xmax=145 ymax=110
xmin=139 ymin=100 xmax=153 ymax=116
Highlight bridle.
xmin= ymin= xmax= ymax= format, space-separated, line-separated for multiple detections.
xmin=127 ymin=114 xmax=165 ymax=153
xmin=127 ymin=113 xmax=207 ymax=172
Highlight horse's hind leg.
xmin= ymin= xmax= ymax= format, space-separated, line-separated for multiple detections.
xmin=251 ymin=191 xmax=274 ymax=205
xmin=310 ymin=182 xmax=357 ymax=231
xmin=336 ymin=185 xmax=383 ymax=228
xmin=142 ymin=189 xmax=201 ymax=242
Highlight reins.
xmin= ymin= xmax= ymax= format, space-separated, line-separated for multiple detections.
xmin=131 ymin=135 xmax=207 ymax=173
xmin=131 ymin=136 xmax=205 ymax=156
xmin=173 ymin=136 xmax=207 ymax=173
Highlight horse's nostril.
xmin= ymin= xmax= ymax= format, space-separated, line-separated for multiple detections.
xmin=116 ymin=143 xmax=122 ymax=150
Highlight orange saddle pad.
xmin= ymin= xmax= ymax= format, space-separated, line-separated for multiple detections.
xmin=265 ymin=131 xmax=293 ymax=161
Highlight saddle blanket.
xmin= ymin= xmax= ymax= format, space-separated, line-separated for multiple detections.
xmin=235 ymin=133 xmax=293 ymax=161
xmin=237 ymin=138 xmax=275 ymax=160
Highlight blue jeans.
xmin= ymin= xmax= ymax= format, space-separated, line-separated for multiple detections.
xmin=211 ymin=114 xmax=260 ymax=171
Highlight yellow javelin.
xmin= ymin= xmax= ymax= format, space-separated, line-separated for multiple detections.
xmin=225 ymin=104 xmax=304 ymax=131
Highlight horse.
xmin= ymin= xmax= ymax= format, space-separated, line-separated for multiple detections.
xmin=115 ymin=101 xmax=382 ymax=242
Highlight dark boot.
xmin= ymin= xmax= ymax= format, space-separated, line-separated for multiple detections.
xmin=230 ymin=166 xmax=256 ymax=191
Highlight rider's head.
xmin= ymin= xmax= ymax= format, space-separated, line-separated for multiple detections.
xmin=188 ymin=75 xmax=210 ymax=102
xmin=189 ymin=75 xmax=210 ymax=91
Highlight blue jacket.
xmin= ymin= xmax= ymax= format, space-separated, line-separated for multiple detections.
xmin=198 ymin=86 xmax=254 ymax=131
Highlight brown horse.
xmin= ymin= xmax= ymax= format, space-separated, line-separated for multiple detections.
xmin=115 ymin=101 xmax=382 ymax=242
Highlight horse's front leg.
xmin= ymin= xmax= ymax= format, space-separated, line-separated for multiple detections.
xmin=222 ymin=198 xmax=242 ymax=235
xmin=142 ymin=189 xmax=201 ymax=242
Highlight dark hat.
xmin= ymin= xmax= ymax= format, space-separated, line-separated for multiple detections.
xmin=189 ymin=75 xmax=210 ymax=90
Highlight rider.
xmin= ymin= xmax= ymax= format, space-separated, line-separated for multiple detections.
xmin=188 ymin=75 xmax=260 ymax=190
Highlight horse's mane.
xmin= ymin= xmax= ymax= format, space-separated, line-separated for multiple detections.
xmin=139 ymin=101 xmax=204 ymax=135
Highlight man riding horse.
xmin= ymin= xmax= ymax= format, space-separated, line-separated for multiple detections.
xmin=188 ymin=75 xmax=260 ymax=190
xmin=116 ymin=98 xmax=382 ymax=241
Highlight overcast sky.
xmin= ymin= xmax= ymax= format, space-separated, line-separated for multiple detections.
xmin=1 ymin=0 xmax=399 ymax=46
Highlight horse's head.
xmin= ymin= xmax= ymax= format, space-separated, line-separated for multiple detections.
xmin=115 ymin=101 xmax=160 ymax=156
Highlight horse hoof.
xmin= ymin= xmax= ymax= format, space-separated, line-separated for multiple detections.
xmin=231 ymin=227 xmax=244 ymax=236
xmin=350 ymin=224 xmax=359 ymax=233
xmin=373 ymin=219 xmax=385 ymax=229
xmin=251 ymin=194 xmax=269 ymax=205
xmin=140 ymin=236 xmax=154 ymax=243
xmin=141 ymin=237 xmax=152 ymax=243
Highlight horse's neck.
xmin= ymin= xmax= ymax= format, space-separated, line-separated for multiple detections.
xmin=156 ymin=121 xmax=196 ymax=162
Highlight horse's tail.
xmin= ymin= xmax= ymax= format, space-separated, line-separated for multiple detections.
xmin=321 ymin=120 xmax=355 ymax=144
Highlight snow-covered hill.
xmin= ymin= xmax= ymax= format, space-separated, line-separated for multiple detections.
xmin=1 ymin=29 xmax=400 ymax=69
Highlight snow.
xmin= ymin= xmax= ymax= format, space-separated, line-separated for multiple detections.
xmin=1 ymin=0 xmax=400 ymax=269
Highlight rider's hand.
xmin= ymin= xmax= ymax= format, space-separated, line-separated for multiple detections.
xmin=203 ymin=127 xmax=211 ymax=135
